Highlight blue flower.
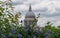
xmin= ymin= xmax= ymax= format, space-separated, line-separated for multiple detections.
xmin=1 ymin=34 xmax=6 ymax=38
xmin=45 ymin=36 xmax=49 ymax=38
xmin=47 ymin=30 xmax=55 ymax=36
xmin=35 ymin=31 xmax=40 ymax=36
xmin=18 ymin=34 xmax=22 ymax=38
xmin=45 ymin=30 xmax=56 ymax=38
xmin=11 ymin=28 xmax=16 ymax=34
xmin=45 ymin=33 xmax=49 ymax=37
xmin=13 ymin=29 xmax=16 ymax=34
xmin=26 ymin=25 xmax=30 ymax=29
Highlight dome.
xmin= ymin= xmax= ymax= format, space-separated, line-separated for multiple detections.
xmin=25 ymin=11 xmax=35 ymax=18
xmin=25 ymin=5 xmax=35 ymax=18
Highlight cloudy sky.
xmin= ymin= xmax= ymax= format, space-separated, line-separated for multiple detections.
xmin=11 ymin=0 xmax=60 ymax=27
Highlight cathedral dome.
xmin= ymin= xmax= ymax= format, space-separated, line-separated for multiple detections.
xmin=25 ymin=11 xmax=35 ymax=18
xmin=25 ymin=5 xmax=35 ymax=18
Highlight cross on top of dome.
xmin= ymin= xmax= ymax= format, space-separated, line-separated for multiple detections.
xmin=29 ymin=4 xmax=32 ymax=11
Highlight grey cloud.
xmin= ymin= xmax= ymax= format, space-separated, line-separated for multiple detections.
xmin=41 ymin=13 xmax=60 ymax=17
xmin=33 ymin=7 xmax=60 ymax=17
xmin=12 ymin=0 xmax=26 ymax=6
xmin=34 ymin=7 xmax=48 ymax=12
xmin=13 ymin=2 xmax=23 ymax=6
xmin=55 ymin=7 xmax=60 ymax=12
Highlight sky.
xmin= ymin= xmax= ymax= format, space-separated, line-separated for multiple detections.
xmin=11 ymin=0 xmax=60 ymax=27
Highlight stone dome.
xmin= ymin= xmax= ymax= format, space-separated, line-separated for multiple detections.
xmin=25 ymin=5 xmax=35 ymax=18
xmin=25 ymin=11 xmax=35 ymax=18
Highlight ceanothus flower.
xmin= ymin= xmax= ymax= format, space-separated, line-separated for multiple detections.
xmin=18 ymin=34 xmax=22 ymax=38
xmin=26 ymin=25 xmax=30 ymax=29
xmin=11 ymin=28 xmax=16 ymax=34
xmin=45 ymin=30 xmax=56 ymax=38
xmin=1 ymin=34 xmax=6 ymax=38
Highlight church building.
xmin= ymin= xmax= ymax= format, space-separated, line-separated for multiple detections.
xmin=24 ymin=5 xmax=37 ymax=26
